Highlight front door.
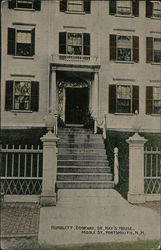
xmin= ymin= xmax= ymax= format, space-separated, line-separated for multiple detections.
xmin=65 ymin=88 xmax=89 ymax=124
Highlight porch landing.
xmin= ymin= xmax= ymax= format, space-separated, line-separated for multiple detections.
xmin=38 ymin=189 xmax=161 ymax=247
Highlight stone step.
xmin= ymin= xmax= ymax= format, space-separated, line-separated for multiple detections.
xmin=57 ymin=160 xmax=109 ymax=167
xmin=58 ymin=143 xmax=104 ymax=149
xmin=58 ymin=148 xmax=106 ymax=155
xmin=58 ymin=128 xmax=93 ymax=133
xmin=57 ymin=154 xmax=107 ymax=160
xmin=57 ymin=166 xmax=111 ymax=173
xmin=56 ymin=181 xmax=114 ymax=189
xmin=57 ymin=173 xmax=113 ymax=181
xmin=58 ymin=133 xmax=102 ymax=139
xmin=58 ymin=137 xmax=103 ymax=143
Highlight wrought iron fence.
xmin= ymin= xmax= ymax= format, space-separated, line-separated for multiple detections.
xmin=0 ymin=144 xmax=43 ymax=195
xmin=144 ymin=147 xmax=161 ymax=194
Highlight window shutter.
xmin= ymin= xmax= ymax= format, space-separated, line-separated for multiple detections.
xmin=60 ymin=0 xmax=67 ymax=12
xmin=146 ymin=0 xmax=153 ymax=18
xmin=33 ymin=0 xmax=41 ymax=11
xmin=59 ymin=32 xmax=66 ymax=54
xmin=31 ymin=82 xmax=39 ymax=112
xmin=83 ymin=33 xmax=90 ymax=56
xmin=8 ymin=28 xmax=15 ymax=55
xmin=109 ymin=0 xmax=116 ymax=15
xmin=133 ymin=36 xmax=139 ymax=63
xmin=146 ymin=37 xmax=153 ymax=63
xmin=84 ymin=0 xmax=91 ymax=13
xmin=132 ymin=86 xmax=139 ymax=113
xmin=110 ymin=34 xmax=116 ymax=61
xmin=146 ymin=86 xmax=153 ymax=114
xmin=132 ymin=0 xmax=139 ymax=17
xmin=8 ymin=0 xmax=16 ymax=9
xmin=31 ymin=28 xmax=35 ymax=56
xmin=109 ymin=85 xmax=116 ymax=113
xmin=5 ymin=81 xmax=13 ymax=111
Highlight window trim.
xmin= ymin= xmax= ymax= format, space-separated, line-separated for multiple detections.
xmin=8 ymin=0 xmax=41 ymax=11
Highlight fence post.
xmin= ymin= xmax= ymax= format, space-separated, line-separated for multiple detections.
xmin=114 ymin=147 xmax=119 ymax=185
xmin=126 ymin=133 xmax=147 ymax=204
xmin=40 ymin=131 xmax=58 ymax=206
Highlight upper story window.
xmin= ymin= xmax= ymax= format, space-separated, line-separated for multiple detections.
xmin=146 ymin=37 xmax=161 ymax=63
xmin=59 ymin=32 xmax=90 ymax=56
xmin=110 ymin=35 xmax=139 ymax=63
xmin=146 ymin=87 xmax=161 ymax=114
xmin=109 ymin=0 xmax=139 ymax=17
xmin=8 ymin=0 xmax=41 ymax=11
xmin=109 ymin=85 xmax=139 ymax=114
xmin=60 ymin=0 xmax=91 ymax=13
xmin=5 ymin=80 xmax=39 ymax=112
xmin=146 ymin=0 xmax=161 ymax=18
xmin=7 ymin=28 xmax=35 ymax=57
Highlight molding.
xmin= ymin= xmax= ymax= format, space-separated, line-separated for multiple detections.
xmin=63 ymin=25 xmax=86 ymax=30
xmin=113 ymin=78 xmax=135 ymax=82
xmin=150 ymin=31 xmax=161 ymax=34
xmin=113 ymin=28 xmax=135 ymax=32
xmin=150 ymin=80 xmax=161 ymax=83
xmin=12 ymin=22 xmax=36 ymax=26
xmin=10 ymin=74 xmax=35 ymax=78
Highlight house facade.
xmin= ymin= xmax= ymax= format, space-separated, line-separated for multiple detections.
xmin=1 ymin=0 xmax=161 ymax=133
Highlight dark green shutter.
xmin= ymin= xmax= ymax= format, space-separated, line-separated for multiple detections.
xmin=146 ymin=0 xmax=153 ymax=18
xmin=146 ymin=37 xmax=153 ymax=63
xmin=84 ymin=0 xmax=91 ymax=13
xmin=8 ymin=28 xmax=15 ymax=55
xmin=132 ymin=86 xmax=139 ymax=113
xmin=146 ymin=86 xmax=153 ymax=114
xmin=59 ymin=32 xmax=66 ymax=54
xmin=33 ymin=0 xmax=41 ymax=11
xmin=5 ymin=81 xmax=13 ymax=111
xmin=83 ymin=33 xmax=90 ymax=56
xmin=31 ymin=82 xmax=39 ymax=112
xmin=109 ymin=0 xmax=116 ymax=15
xmin=60 ymin=0 xmax=67 ymax=12
xmin=109 ymin=85 xmax=116 ymax=113
xmin=31 ymin=28 xmax=35 ymax=56
xmin=8 ymin=0 xmax=16 ymax=9
xmin=133 ymin=36 xmax=139 ymax=63
xmin=110 ymin=34 xmax=116 ymax=61
xmin=132 ymin=0 xmax=139 ymax=17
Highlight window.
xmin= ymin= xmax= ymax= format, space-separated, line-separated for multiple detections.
xmin=110 ymin=35 xmax=139 ymax=62
xmin=8 ymin=0 xmax=41 ymax=10
xmin=109 ymin=85 xmax=139 ymax=114
xmin=5 ymin=81 xmax=39 ymax=111
xmin=59 ymin=32 xmax=90 ymax=56
xmin=146 ymin=37 xmax=161 ymax=63
xmin=8 ymin=28 xmax=35 ymax=57
xmin=109 ymin=0 xmax=139 ymax=17
xmin=60 ymin=0 xmax=90 ymax=13
xmin=146 ymin=0 xmax=161 ymax=18
xmin=146 ymin=86 xmax=161 ymax=114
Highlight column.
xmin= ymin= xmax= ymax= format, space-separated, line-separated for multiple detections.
xmin=40 ymin=131 xmax=58 ymax=206
xmin=126 ymin=133 xmax=147 ymax=204
xmin=50 ymin=67 xmax=57 ymax=114
xmin=92 ymin=71 xmax=99 ymax=117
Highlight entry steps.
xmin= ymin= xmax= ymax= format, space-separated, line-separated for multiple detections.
xmin=56 ymin=128 xmax=114 ymax=189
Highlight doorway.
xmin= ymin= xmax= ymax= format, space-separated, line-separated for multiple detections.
xmin=65 ymin=88 xmax=89 ymax=124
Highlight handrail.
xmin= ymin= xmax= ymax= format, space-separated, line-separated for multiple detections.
xmin=114 ymin=147 xmax=119 ymax=185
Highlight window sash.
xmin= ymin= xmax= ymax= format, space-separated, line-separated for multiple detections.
xmin=14 ymin=81 xmax=31 ymax=110
xmin=117 ymin=0 xmax=132 ymax=15
xmin=67 ymin=0 xmax=84 ymax=12
xmin=153 ymin=1 xmax=161 ymax=18
xmin=67 ymin=33 xmax=83 ymax=55
xmin=116 ymin=85 xmax=132 ymax=113
xmin=153 ymin=38 xmax=161 ymax=62
xmin=15 ymin=30 xmax=32 ymax=56
xmin=16 ymin=0 xmax=34 ymax=9
xmin=117 ymin=36 xmax=132 ymax=61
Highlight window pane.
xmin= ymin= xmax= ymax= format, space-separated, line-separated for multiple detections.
xmin=117 ymin=85 xmax=131 ymax=99
xmin=68 ymin=0 xmax=83 ymax=12
xmin=153 ymin=87 xmax=161 ymax=100
xmin=153 ymin=1 xmax=161 ymax=18
xmin=116 ymin=85 xmax=131 ymax=113
xmin=154 ymin=100 xmax=161 ymax=114
xmin=117 ymin=36 xmax=131 ymax=61
xmin=14 ymin=81 xmax=31 ymax=110
xmin=117 ymin=99 xmax=131 ymax=113
xmin=67 ymin=33 xmax=82 ymax=55
xmin=154 ymin=38 xmax=161 ymax=62
xmin=16 ymin=30 xmax=32 ymax=56
xmin=17 ymin=0 xmax=33 ymax=9
xmin=117 ymin=0 xmax=131 ymax=15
